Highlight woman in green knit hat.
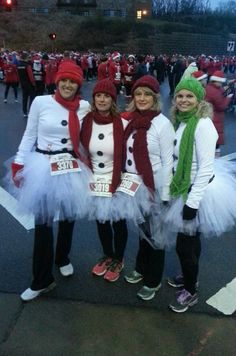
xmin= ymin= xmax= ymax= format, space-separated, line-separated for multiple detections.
xmin=165 ymin=77 xmax=236 ymax=313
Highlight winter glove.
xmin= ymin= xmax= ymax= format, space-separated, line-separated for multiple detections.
xmin=182 ymin=204 xmax=197 ymax=220
xmin=162 ymin=201 xmax=169 ymax=207
xmin=11 ymin=162 xmax=24 ymax=187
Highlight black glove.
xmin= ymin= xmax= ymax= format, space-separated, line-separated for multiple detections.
xmin=182 ymin=204 xmax=198 ymax=220
xmin=162 ymin=201 xmax=169 ymax=207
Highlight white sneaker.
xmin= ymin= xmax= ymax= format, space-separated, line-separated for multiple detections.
xmin=59 ymin=263 xmax=74 ymax=277
xmin=15 ymin=99 xmax=18 ymax=103
xmin=4 ymin=99 xmax=7 ymax=103
xmin=20 ymin=282 xmax=56 ymax=302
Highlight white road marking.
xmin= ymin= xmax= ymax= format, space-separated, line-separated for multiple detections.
xmin=206 ymin=278 xmax=236 ymax=315
xmin=207 ymin=152 xmax=236 ymax=314
xmin=221 ymin=152 xmax=236 ymax=161
xmin=0 ymin=186 xmax=34 ymax=230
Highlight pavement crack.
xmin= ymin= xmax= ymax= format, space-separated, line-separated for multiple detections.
xmin=1 ymin=302 xmax=25 ymax=346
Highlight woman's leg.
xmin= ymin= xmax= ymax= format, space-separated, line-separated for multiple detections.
xmin=4 ymin=83 xmax=10 ymax=100
xmin=176 ymin=232 xmax=201 ymax=295
xmin=112 ymin=219 xmax=128 ymax=262
xmin=96 ymin=220 xmax=114 ymax=258
xmin=136 ymin=238 xmax=165 ymax=288
xmin=31 ymin=223 xmax=54 ymax=290
xmin=55 ymin=220 xmax=75 ymax=267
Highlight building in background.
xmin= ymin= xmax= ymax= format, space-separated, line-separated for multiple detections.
xmin=2 ymin=0 xmax=152 ymax=18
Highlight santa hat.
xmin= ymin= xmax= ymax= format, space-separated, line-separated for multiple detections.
xmin=112 ymin=51 xmax=121 ymax=61
xmin=93 ymin=79 xmax=117 ymax=102
xmin=191 ymin=70 xmax=208 ymax=81
xmin=55 ymin=61 xmax=83 ymax=86
xmin=210 ymin=70 xmax=226 ymax=83
xmin=131 ymin=75 xmax=160 ymax=96
xmin=128 ymin=54 xmax=135 ymax=59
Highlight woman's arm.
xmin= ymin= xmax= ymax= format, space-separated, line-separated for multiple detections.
xmin=186 ymin=118 xmax=218 ymax=209
xmin=14 ymin=97 xmax=40 ymax=164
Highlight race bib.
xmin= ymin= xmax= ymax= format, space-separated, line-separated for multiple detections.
xmin=125 ymin=75 xmax=132 ymax=82
xmin=117 ymin=173 xmax=141 ymax=196
xmin=115 ymin=72 xmax=121 ymax=80
xmin=90 ymin=177 xmax=112 ymax=197
xmin=50 ymin=153 xmax=81 ymax=176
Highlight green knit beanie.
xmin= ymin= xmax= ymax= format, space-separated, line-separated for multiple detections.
xmin=175 ymin=77 xmax=205 ymax=102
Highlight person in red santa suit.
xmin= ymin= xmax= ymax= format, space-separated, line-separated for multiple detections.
xmin=81 ymin=54 xmax=89 ymax=81
xmin=10 ymin=61 xmax=91 ymax=301
xmin=206 ymin=56 xmax=216 ymax=82
xmin=108 ymin=51 xmax=123 ymax=94
xmin=43 ymin=54 xmax=58 ymax=94
xmin=122 ymin=54 xmax=136 ymax=98
xmin=81 ymin=79 xmax=129 ymax=282
xmin=205 ymin=70 xmax=233 ymax=157
xmin=97 ymin=54 xmax=109 ymax=81
xmin=3 ymin=55 xmax=19 ymax=103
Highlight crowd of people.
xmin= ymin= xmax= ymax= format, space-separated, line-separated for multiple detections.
xmin=2 ymin=48 xmax=236 ymax=313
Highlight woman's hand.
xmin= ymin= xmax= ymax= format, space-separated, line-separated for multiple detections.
xmin=182 ymin=204 xmax=197 ymax=220
xmin=11 ymin=162 xmax=24 ymax=187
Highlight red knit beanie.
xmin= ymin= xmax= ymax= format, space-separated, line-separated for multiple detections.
xmin=93 ymin=79 xmax=117 ymax=102
xmin=55 ymin=61 xmax=83 ymax=86
xmin=131 ymin=75 xmax=160 ymax=96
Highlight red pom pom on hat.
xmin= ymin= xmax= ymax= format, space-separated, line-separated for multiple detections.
xmin=210 ymin=70 xmax=226 ymax=83
xmin=93 ymin=79 xmax=117 ymax=102
xmin=191 ymin=70 xmax=208 ymax=81
xmin=131 ymin=75 xmax=160 ymax=96
xmin=55 ymin=61 xmax=83 ymax=86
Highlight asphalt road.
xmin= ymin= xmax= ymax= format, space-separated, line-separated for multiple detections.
xmin=0 ymin=78 xmax=236 ymax=319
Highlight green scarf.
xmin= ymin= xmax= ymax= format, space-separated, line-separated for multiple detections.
xmin=170 ymin=108 xmax=199 ymax=200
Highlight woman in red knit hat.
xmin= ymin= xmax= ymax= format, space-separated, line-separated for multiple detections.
xmin=122 ymin=75 xmax=175 ymax=301
xmin=81 ymin=78 xmax=129 ymax=282
xmin=9 ymin=61 xmax=91 ymax=301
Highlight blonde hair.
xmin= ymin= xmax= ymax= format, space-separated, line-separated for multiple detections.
xmin=91 ymin=99 xmax=120 ymax=116
xmin=126 ymin=87 xmax=161 ymax=112
xmin=171 ymin=99 xmax=213 ymax=124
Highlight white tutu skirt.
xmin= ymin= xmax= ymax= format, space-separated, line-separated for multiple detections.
xmin=87 ymin=181 xmax=154 ymax=224
xmin=164 ymin=159 xmax=236 ymax=238
xmin=6 ymin=152 xmax=92 ymax=225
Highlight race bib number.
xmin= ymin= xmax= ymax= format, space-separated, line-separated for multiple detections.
xmin=125 ymin=75 xmax=132 ymax=82
xmin=115 ymin=72 xmax=121 ymax=80
xmin=117 ymin=173 xmax=141 ymax=196
xmin=90 ymin=177 xmax=112 ymax=197
xmin=50 ymin=153 xmax=81 ymax=176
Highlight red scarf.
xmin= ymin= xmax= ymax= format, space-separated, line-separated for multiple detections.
xmin=123 ymin=110 xmax=160 ymax=192
xmin=81 ymin=111 xmax=124 ymax=193
xmin=54 ymin=89 xmax=81 ymax=159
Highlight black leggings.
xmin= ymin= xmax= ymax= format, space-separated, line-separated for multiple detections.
xmin=135 ymin=238 xmax=165 ymax=288
xmin=176 ymin=232 xmax=201 ymax=295
xmin=4 ymin=82 xmax=18 ymax=99
xmin=31 ymin=220 xmax=74 ymax=290
xmin=96 ymin=219 xmax=128 ymax=262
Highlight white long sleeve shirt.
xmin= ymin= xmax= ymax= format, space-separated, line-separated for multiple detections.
xmin=173 ymin=117 xmax=218 ymax=209
xmin=89 ymin=118 xmax=128 ymax=179
xmin=15 ymin=95 xmax=90 ymax=164
xmin=125 ymin=113 xmax=175 ymax=201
